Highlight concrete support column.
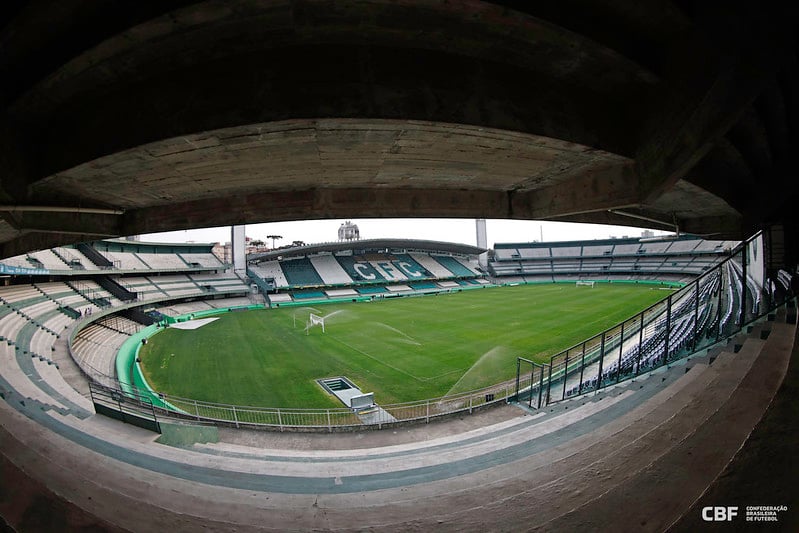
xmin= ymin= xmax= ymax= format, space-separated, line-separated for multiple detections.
xmin=232 ymin=225 xmax=246 ymax=277
xmin=475 ymin=219 xmax=488 ymax=270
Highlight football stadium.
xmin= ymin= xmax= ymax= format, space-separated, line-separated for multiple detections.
xmin=1 ymin=3 xmax=798 ymax=531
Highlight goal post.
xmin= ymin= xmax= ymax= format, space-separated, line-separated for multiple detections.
xmin=576 ymin=280 xmax=595 ymax=288
xmin=309 ymin=313 xmax=325 ymax=333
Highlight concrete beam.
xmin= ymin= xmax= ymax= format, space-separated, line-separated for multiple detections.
xmin=510 ymin=162 xmax=641 ymax=219
xmin=8 ymin=211 xmax=120 ymax=234
xmin=0 ymin=230 xmax=115 ymax=259
xmin=678 ymin=214 xmax=743 ymax=240
xmin=121 ymin=188 xmax=511 ymax=237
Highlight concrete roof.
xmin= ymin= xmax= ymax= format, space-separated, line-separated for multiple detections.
xmin=0 ymin=1 xmax=797 ymax=264
xmin=248 ymin=238 xmax=486 ymax=262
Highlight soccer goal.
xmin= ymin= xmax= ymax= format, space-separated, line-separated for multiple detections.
xmin=575 ymin=280 xmax=595 ymax=288
xmin=307 ymin=313 xmax=326 ymax=334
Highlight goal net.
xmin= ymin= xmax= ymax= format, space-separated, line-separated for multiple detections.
xmin=575 ymin=280 xmax=595 ymax=288
xmin=308 ymin=313 xmax=325 ymax=333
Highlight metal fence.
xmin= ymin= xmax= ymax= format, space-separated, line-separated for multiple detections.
xmin=87 ymin=376 xmax=517 ymax=431
xmin=515 ymin=230 xmax=791 ymax=408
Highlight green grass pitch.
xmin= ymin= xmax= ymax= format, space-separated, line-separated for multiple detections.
xmin=139 ymin=284 xmax=668 ymax=409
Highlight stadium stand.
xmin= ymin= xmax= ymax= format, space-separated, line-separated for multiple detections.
xmin=190 ymin=273 xmax=249 ymax=292
xmin=149 ymin=275 xmax=205 ymax=297
xmin=206 ymin=297 xmax=253 ymax=308
xmin=409 ymin=252 xmax=457 ymax=278
xmin=158 ymin=301 xmax=215 ymax=316
xmin=325 ymin=288 xmax=360 ymax=298
xmin=612 ymin=242 xmax=642 ymax=255
xmin=98 ymin=250 xmax=150 ymax=270
xmin=386 ymin=284 xmax=413 ymax=292
xmin=72 ymin=324 xmax=132 ymax=378
xmin=490 ymin=236 xmax=737 ymax=283
xmin=292 ymin=290 xmax=326 ymax=300
xmin=136 ymin=253 xmax=188 ymax=270
xmin=281 ymin=257 xmax=325 ymax=286
xmin=356 ymin=286 xmax=387 ymax=294
xmin=180 ymin=252 xmax=224 ymax=268
xmin=310 ymin=255 xmax=354 ymax=285
xmin=248 ymin=241 xmax=486 ymax=297
xmin=666 ymin=239 xmax=701 ymax=253
xmin=518 ymin=247 xmax=551 ymax=258
xmin=54 ymin=246 xmax=100 ymax=270
xmin=0 ymin=238 xmax=251 ymax=393
xmin=248 ymin=261 xmax=289 ymax=288
xmin=550 ymin=245 xmax=582 ymax=257
xmin=335 ymin=255 xmax=385 ymax=283
xmin=391 ymin=254 xmax=431 ymax=280
xmin=28 ymin=249 xmax=70 ymax=270
xmin=0 ymin=254 xmax=35 ymax=270
xmin=267 ymin=293 xmax=293 ymax=304
xmin=494 ymin=248 xmax=519 ymax=260
xmin=580 ymin=244 xmax=614 ymax=256
xmin=433 ymin=255 xmax=478 ymax=277
xmin=118 ymin=277 xmax=165 ymax=299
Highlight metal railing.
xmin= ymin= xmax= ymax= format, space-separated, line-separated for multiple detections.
xmin=515 ymin=231 xmax=790 ymax=409
xmin=87 ymin=375 xmax=517 ymax=431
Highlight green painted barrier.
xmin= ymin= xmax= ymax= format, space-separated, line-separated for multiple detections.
xmin=115 ymin=305 xmax=264 ymax=411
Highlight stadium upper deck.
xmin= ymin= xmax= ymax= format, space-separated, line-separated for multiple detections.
xmin=0 ymin=239 xmax=227 ymax=276
xmin=490 ymin=236 xmax=738 ymax=283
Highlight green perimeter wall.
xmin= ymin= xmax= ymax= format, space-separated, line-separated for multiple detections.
xmin=517 ymin=279 xmax=685 ymax=288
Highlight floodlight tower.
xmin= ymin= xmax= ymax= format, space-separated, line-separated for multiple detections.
xmin=475 ymin=219 xmax=488 ymax=270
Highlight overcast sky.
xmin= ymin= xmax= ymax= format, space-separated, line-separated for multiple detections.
xmin=139 ymin=218 xmax=671 ymax=248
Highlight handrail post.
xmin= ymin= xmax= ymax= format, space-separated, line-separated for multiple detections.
xmin=616 ymin=322 xmax=624 ymax=383
xmin=537 ymin=365 xmax=544 ymax=408
xmin=663 ymin=294 xmax=672 ymax=366
xmin=545 ymin=364 xmax=553 ymax=406
xmin=717 ymin=263 xmax=724 ymax=341
xmin=693 ymin=277 xmax=700 ymax=351
xmin=529 ymin=362 xmax=535 ymax=408
xmin=578 ymin=342 xmax=586 ymax=394
xmin=740 ymin=243 xmax=747 ymax=328
xmin=515 ymin=358 xmax=521 ymax=402
xmin=596 ymin=332 xmax=606 ymax=391
xmin=636 ymin=312 xmax=644 ymax=375
xmin=561 ymin=352 xmax=569 ymax=401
